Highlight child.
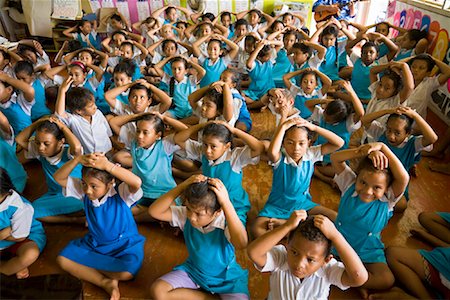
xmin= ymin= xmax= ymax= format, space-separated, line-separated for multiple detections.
xmin=151 ymin=5 xmax=191 ymax=26
xmin=237 ymin=9 xmax=275 ymax=38
xmin=112 ymin=112 xmax=186 ymax=222
xmin=0 ymin=111 xmax=27 ymax=193
xmin=290 ymin=41 xmax=327 ymax=86
xmin=15 ymin=116 xmax=84 ymax=223
xmin=0 ymin=168 xmax=46 ymax=279
xmin=0 ymin=70 xmax=35 ymax=134
xmin=271 ymin=29 xmax=297 ymax=88
xmin=193 ymin=34 xmax=239 ymax=88
xmin=407 ymin=54 xmax=450 ymax=119
xmin=0 ymin=46 xmax=23 ymax=76
xmin=394 ymin=29 xmax=428 ymax=61
xmin=361 ymin=106 xmax=438 ymax=211
xmin=252 ymin=117 xmax=344 ymax=238
xmin=306 ymin=81 xmax=364 ymax=186
xmin=248 ymin=212 xmax=368 ymax=299
xmin=411 ymin=211 xmax=450 ymax=248
xmin=283 ymin=67 xmax=332 ymax=120
xmin=107 ymin=40 xmax=148 ymax=81
xmin=244 ymin=40 xmax=276 ymax=109
xmin=53 ymin=153 xmax=145 ymax=300
xmin=148 ymin=176 xmax=249 ymax=299
xmin=331 ymin=142 xmax=410 ymax=295
xmin=366 ymin=61 xmax=414 ymax=124
xmin=63 ymin=19 xmax=101 ymax=50
xmin=260 ymin=87 xmax=300 ymax=126
xmin=154 ymin=56 xmax=206 ymax=119
xmin=55 ymin=77 xmax=112 ymax=154
xmin=174 ymin=122 xmax=265 ymax=225
xmin=17 ymin=40 xmax=51 ymax=73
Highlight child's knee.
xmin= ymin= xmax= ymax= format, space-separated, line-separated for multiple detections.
xmin=56 ymin=255 xmax=71 ymax=270
xmin=149 ymin=279 xmax=171 ymax=300
xmin=386 ymin=246 xmax=402 ymax=264
xmin=117 ymin=271 xmax=133 ymax=281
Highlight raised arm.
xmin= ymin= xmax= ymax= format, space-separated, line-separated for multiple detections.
xmin=92 ymin=48 xmax=109 ymax=69
xmin=188 ymin=84 xmax=210 ymax=110
xmin=369 ymin=63 xmax=390 ymax=84
xmin=246 ymin=40 xmax=265 ymax=70
xmin=400 ymin=107 xmax=437 ymax=147
xmin=394 ymin=61 xmax=414 ymax=103
xmin=378 ymin=143 xmax=410 ymax=197
xmin=55 ymin=77 xmax=73 ymax=118
xmin=340 ymin=81 xmax=364 ymax=122
xmin=85 ymin=62 xmax=104 ymax=83
xmin=188 ymin=57 xmax=206 ymax=82
xmin=153 ymin=56 xmax=173 ymax=78
xmin=52 ymin=116 xmax=82 ymax=156
xmin=368 ymin=32 xmax=398 ymax=61
xmin=151 ymin=6 xmax=168 ymax=20
xmin=283 ymin=68 xmax=306 ymax=90
xmin=104 ymin=81 xmax=133 ymax=109
xmin=173 ymin=122 xmax=207 ymax=149
xmin=62 ymin=25 xmax=78 ymax=38
xmin=130 ymin=40 xmax=149 ymax=61
xmin=0 ymin=72 xmax=34 ymax=102
xmin=305 ymin=98 xmax=333 ymax=113
xmin=225 ymin=122 xmax=264 ymax=157
xmin=268 ymin=118 xmax=295 ymax=162
xmin=220 ymin=35 xmax=239 ymax=60
xmin=304 ymin=119 xmax=344 ymax=155
xmin=15 ymin=117 xmax=48 ymax=150
xmin=192 ymin=34 xmax=211 ymax=57
xmin=303 ymin=40 xmax=326 ymax=60
xmin=432 ymin=55 xmax=450 ymax=85
xmin=247 ymin=210 xmax=307 ymax=268
xmin=0 ymin=111 xmax=12 ymax=139
xmin=147 ymin=38 xmax=164 ymax=57
xmin=361 ymin=108 xmax=395 ymax=129
xmin=315 ymin=68 xmax=332 ymax=94
xmin=101 ymin=36 xmax=113 ymax=54
xmin=44 ymin=65 xmax=66 ymax=81
xmin=53 ymin=155 xmax=82 ymax=188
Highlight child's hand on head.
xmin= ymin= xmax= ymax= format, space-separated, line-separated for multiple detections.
xmin=367 ymin=32 xmax=382 ymax=42
xmin=368 ymin=150 xmax=389 ymax=170
xmin=358 ymin=142 xmax=384 ymax=157
xmin=314 ymin=215 xmax=338 ymax=240
xmin=285 ymin=210 xmax=308 ymax=231
xmin=395 ymin=106 xmax=415 ymax=117
xmin=186 ymin=174 xmax=208 ymax=185
xmin=208 ymin=178 xmax=230 ymax=206
xmin=61 ymin=76 xmax=74 ymax=92
xmin=48 ymin=115 xmax=65 ymax=128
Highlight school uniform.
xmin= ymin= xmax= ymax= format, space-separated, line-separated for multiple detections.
xmin=257 ymin=245 xmax=349 ymax=300
xmin=71 ymin=31 xmax=101 ymax=50
xmin=0 ymin=92 xmax=34 ymax=134
xmin=131 ymin=136 xmax=179 ymax=206
xmin=198 ymin=55 xmax=232 ymax=88
xmin=365 ymin=81 xmax=405 ymax=124
xmin=407 ymin=76 xmax=442 ymax=118
xmin=161 ymin=73 xmax=197 ymax=119
xmin=59 ymin=178 xmax=145 ymax=276
xmin=334 ymin=165 xmax=402 ymax=263
xmin=185 ymin=141 xmax=259 ymax=225
xmin=25 ymin=142 xmax=83 ymax=218
xmin=0 ymin=135 xmax=27 ymax=193
xmin=244 ymin=60 xmax=275 ymax=100
xmin=311 ymin=106 xmax=360 ymax=163
xmin=272 ymin=48 xmax=294 ymax=88
xmin=258 ymin=146 xmax=322 ymax=219
xmin=394 ymin=48 xmax=415 ymax=61
xmin=232 ymin=89 xmax=252 ymax=131
xmin=319 ymin=41 xmax=346 ymax=81
xmin=168 ymin=206 xmax=249 ymax=297
xmin=57 ymin=109 xmax=112 ymax=154
xmin=293 ymin=55 xmax=324 ymax=87
xmin=30 ymin=77 xmax=51 ymax=121
xmin=288 ymin=84 xmax=322 ymax=120
xmin=0 ymin=191 xmax=46 ymax=252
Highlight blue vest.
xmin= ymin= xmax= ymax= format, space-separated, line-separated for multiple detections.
xmin=319 ymin=46 xmax=340 ymax=81
xmin=200 ymin=57 xmax=228 ymax=88
xmin=76 ymin=33 xmax=101 ymax=50
xmin=272 ymin=49 xmax=293 ymax=87
xmin=233 ymin=92 xmax=252 ymax=131
xmin=247 ymin=60 xmax=275 ymax=99
xmin=351 ymin=59 xmax=373 ymax=100
xmin=174 ymin=219 xmax=249 ymax=295
xmin=294 ymin=93 xmax=317 ymax=119
xmin=419 ymin=247 xmax=450 ymax=281
xmin=316 ymin=118 xmax=349 ymax=163
xmin=0 ymin=138 xmax=27 ymax=192
xmin=0 ymin=100 xmax=31 ymax=134
xmin=169 ymin=76 xmax=196 ymax=119
xmin=394 ymin=48 xmax=414 ymax=61
xmin=31 ymin=79 xmax=51 ymax=121
xmin=131 ymin=140 xmax=176 ymax=199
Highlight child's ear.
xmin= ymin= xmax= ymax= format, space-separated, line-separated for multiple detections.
xmin=324 ymin=254 xmax=333 ymax=264
xmin=225 ymin=141 xmax=232 ymax=150
xmin=107 ymin=179 xmax=116 ymax=189
xmin=6 ymin=86 xmax=13 ymax=95
xmin=157 ymin=131 xmax=162 ymax=140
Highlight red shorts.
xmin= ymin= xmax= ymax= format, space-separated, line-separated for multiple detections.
xmin=0 ymin=239 xmax=33 ymax=257
xmin=427 ymin=261 xmax=450 ymax=299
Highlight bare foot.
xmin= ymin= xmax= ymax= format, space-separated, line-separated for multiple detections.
xmin=409 ymin=164 xmax=418 ymax=177
xmin=368 ymin=286 xmax=415 ymax=299
xmin=267 ymin=219 xmax=274 ymax=231
xmin=103 ymin=278 xmax=120 ymax=300
xmin=428 ymin=162 xmax=450 ymax=175
xmin=359 ymin=287 xmax=370 ymax=299
xmin=16 ymin=268 xmax=29 ymax=279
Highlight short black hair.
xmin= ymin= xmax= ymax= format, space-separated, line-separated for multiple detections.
xmin=66 ymin=87 xmax=94 ymax=112
xmin=290 ymin=216 xmax=332 ymax=257
xmin=408 ymin=54 xmax=436 ymax=72
xmin=184 ymin=181 xmax=220 ymax=214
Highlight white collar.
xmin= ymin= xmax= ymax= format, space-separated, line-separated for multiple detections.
xmin=90 ymin=185 xmax=117 ymax=207
xmin=282 ymin=149 xmax=304 ymax=166
xmin=0 ymin=190 xmax=24 ymax=212
xmin=206 ymin=148 xmax=231 ymax=166
xmin=194 ymin=210 xmax=226 ymax=234
xmin=45 ymin=146 xmax=65 ymax=165
xmin=0 ymin=92 xmax=17 ymax=109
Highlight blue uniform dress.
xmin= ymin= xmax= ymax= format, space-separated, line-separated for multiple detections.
xmin=0 ymin=92 xmax=33 ymax=135
xmin=0 ymin=191 xmax=46 ymax=252
xmin=185 ymin=141 xmax=259 ymax=225
xmin=289 ymin=84 xmax=322 ymax=120
xmin=31 ymin=79 xmax=51 ymax=121
xmin=334 ymin=166 xmax=400 ymax=263
xmin=25 ymin=143 xmax=84 ymax=218
xmin=0 ymin=137 xmax=27 ymax=193
xmin=394 ymin=48 xmax=414 ymax=61
xmin=377 ymin=43 xmax=389 ymax=59
xmin=312 ymin=106 xmax=360 ymax=163
xmin=293 ymin=55 xmax=324 ymax=87
xmin=131 ymin=138 xmax=179 ymax=206
xmin=72 ymin=31 xmax=101 ymax=50
xmin=272 ymin=49 xmax=293 ymax=88
xmin=232 ymin=90 xmax=252 ymax=132
xmin=244 ymin=60 xmax=275 ymax=100
xmin=171 ymin=207 xmax=249 ymax=296
xmin=350 ymin=54 xmax=388 ymax=103
xmin=59 ymin=178 xmax=145 ymax=275
xmin=199 ymin=55 xmax=230 ymax=88
xmin=258 ymin=146 xmax=323 ymax=219
xmin=319 ymin=45 xmax=344 ymax=81
xmin=161 ymin=74 xmax=197 ymax=119
xmin=419 ymin=247 xmax=450 ymax=283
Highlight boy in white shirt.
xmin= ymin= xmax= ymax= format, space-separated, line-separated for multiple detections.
xmin=248 ymin=211 xmax=368 ymax=300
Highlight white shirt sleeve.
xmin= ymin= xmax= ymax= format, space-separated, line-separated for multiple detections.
xmin=414 ymin=136 xmax=433 ymax=153
xmin=349 ymin=52 xmax=360 ymax=64
xmin=118 ymin=182 xmax=143 ymax=207
xmin=63 ymin=177 xmax=84 ymax=200
xmin=10 ymin=202 xmax=34 ymax=239
xmin=334 ymin=165 xmax=357 ymax=194
xmin=310 ymin=105 xmax=324 ymax=124
xmin=162 ymin=134 xmax=181 ymax=155
xmin=303 ymin=145 xmax=323 ymax=164
xmin=170 ymin=206 xmax=187 ymax=230
xmin=259 ymin=245 xmax=287 ymax=272
xmin=185 ymin=139 xmax=203 ymax=161
xmin=365 ymin=120 xmax=385 ymax=143
xmin=230 ymin=145 xmax=260 ymax=172
xmin=324 ymin=258 xmax=349 ymax=290
xmin=308 ymin=54 xmax=323 ymax=69
xmin=289 ymin=83 xmax=301 ymax=97
xmin=345 ymin=114 xmax=361 ymax=133
xmin=24 ymin=138 xmax=40 ymax=159
xmin=222 ymin=54 xmax=232 ymax=66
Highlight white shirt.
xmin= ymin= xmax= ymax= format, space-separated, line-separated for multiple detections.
xmin=310 ymin=105 xmax=361 ymax=134
xmin=25 ymin=138 xmax=74 ymax=163
xmin=257 ymin=245 xmax=348 ymax=300
xmin=407 ymin=76 xmax=441 ymax=119
xmin=0 ymin=92 xmax=34 ymax=116
xmin=273 ymin=145 xmax=323 ymax=168
xmin=0 ymin=191 xmax=34 ymax=247
xmin=57 ymin=109 xmax=112 ymax=154
xmin=64 ymin=177 xmax=143 ymax=207
xmin=366 ymin=81 xmax=405 ymax=124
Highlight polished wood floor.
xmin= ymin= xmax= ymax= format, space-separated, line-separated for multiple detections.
xmin=15 ymin=109 xmax=450 ymax=299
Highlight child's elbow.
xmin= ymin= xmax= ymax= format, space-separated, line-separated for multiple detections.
xmin=349 ymin=269 xmax=369 ymax=287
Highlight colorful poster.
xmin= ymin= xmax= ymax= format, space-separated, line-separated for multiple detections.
xmin=136 ymin=0 xmax=151 ymax=20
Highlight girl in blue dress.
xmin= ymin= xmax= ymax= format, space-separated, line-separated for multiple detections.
xmin=305 ymin=81 xmax=365 ymax=187
xmin=271 ymin=29 xmax=297 ymax=88
xmin=331 ymin=142 xmax=410 ymax=295
xmin=15 ymin=116 xmax=85 ymax=223
xmin=192 ymin=33 xmax=239 ymax=88
xmin=361 ymin=106 xmax=438 ymax=212
xmin=283 ymin=67 xmax=332 ymax=120
xmin=252 ymin=117 xmax=344 ymax=238
xmin=0 ymin=168 xmax=46 ymax=279
xmin=174 ymin=122 xmax=265 ymax=225
xmin=244 ymin=40 xmax=276 ymax=110
xmin=154 ymin=56 xmax=206 ymax=119
xmin=53 ymin=153 xmax=145 ymax=300
xmin=110 ymin=112 xmax=187 ymax=222
xmin=149 ymin=175 xmax=249 ymax=299
xmin=62 ymin=20 xmax=101 ymax=50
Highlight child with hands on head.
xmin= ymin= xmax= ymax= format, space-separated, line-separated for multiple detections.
xmin=252 ymin=117 xmax=343 ymax=238
xmin=148 ymin=175 xmax=249 ymax=300
xmin=53 ymin=152 xmax=145 ymax=300
xmin=0 ymin=168 xmax=46 ymax=280
xmin=248 ymin=211 xmax=368 ymax=300
xmin=174 ymin=121 xmax=265 ymax=225
xmin=63 ymin=19 xmax=101 ymax=50
xmin=15 ymin=116 xmax=84 ymax=223
xmin=331 ymin=142 xmax=410 ymax=297
xmin=261 ymin=87 xmax=300 ymax=126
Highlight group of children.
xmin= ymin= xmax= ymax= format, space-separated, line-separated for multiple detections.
xmin=0 ymin=4 xmax=449 ymax=300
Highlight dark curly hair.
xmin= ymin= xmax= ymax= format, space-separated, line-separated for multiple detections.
xmin=183 ymin=181 xmax=221 ymax=214
xmin=290 ymin=216 xmax=332 ymax=257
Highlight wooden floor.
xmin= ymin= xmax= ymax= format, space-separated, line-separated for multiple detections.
xmin=14 ymin=109 xmax=450 ymax=299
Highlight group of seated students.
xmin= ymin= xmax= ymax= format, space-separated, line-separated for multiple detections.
xmin=0 ymin=4 xmax=449 ymax=300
